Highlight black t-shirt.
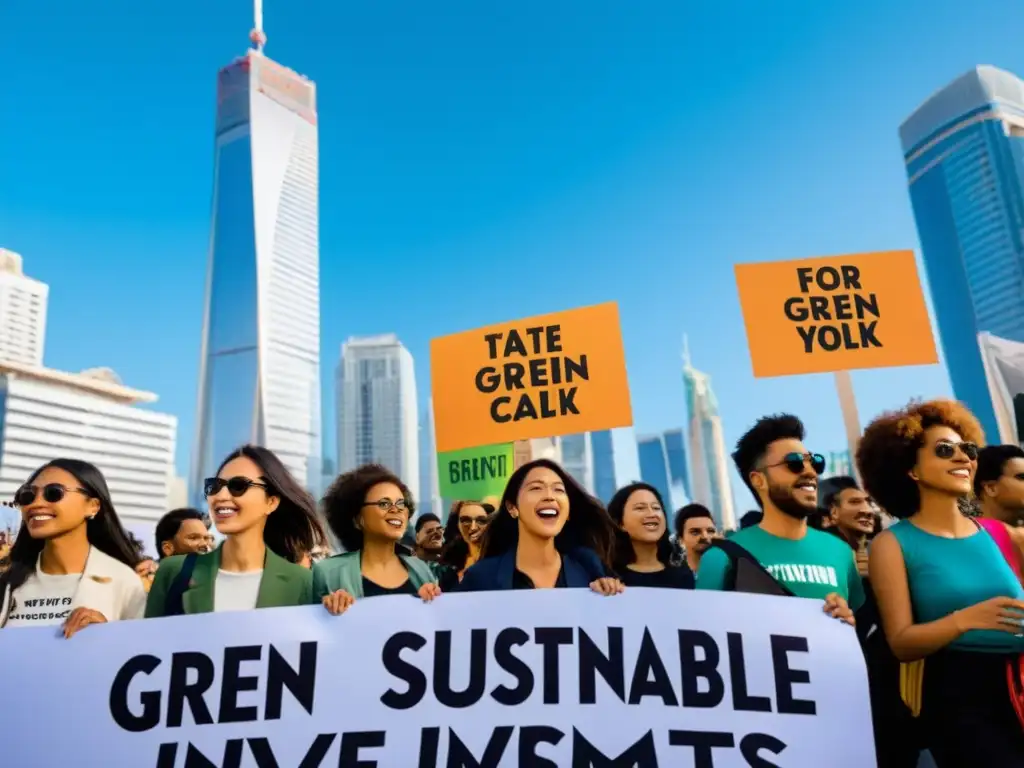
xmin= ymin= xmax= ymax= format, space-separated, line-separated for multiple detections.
xmin=619 ymin=565 xmax=694 ymax=589
xmin=512 ymin=567 xmax=568 ymax=589
xmin=362 ymin=577 xmax=417 ymax=598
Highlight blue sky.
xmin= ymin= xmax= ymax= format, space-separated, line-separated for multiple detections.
xmin=2 ymin=0 xmax=1021 ymax=505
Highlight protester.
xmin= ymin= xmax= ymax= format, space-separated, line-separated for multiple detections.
xmin=438 ymin=500 xmax=492 ymax=590
xmin=314 ymin=464 xmax=439 ymax=615
xmin=0 ymin=458 xmax=146 ymax=635
xmin=154 ymin=507 xmax=211 ymax=558
xmin=738 ymin=509 xmax=762 ymax=529
xmin=860 ymin=400 xmax=1024 ymax=765
xmin=824 ymin=476 xmax=877 ymax=578
xmin=674 ymin=503 xmax=717 ymax=577
xmin=413 ymin=512 xmax=444 ymax=563
xmin=459 ymin=459 xmax=623 ymax=594
xmin=608 ymin=482 xmax=693 ymax=588
xmin=146 ymin=445 xmax=326 ymax=617
xmin=697 ymin=413 xmax=861 ymax=623
xmin=975 ymin=445 xmax=1024 ymax=580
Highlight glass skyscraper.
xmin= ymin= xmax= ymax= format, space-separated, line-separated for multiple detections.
xmin=191 ymin=49 xmax=322 ymax=501
xmin=590 ymin=430 xmax=617 ymax=503
xmin=683 ymin=344 xmax=736 ymax=530
xmin=662 ymin=427 xmax=690 ymax=506
xmin=900 ymin=65 xmax=1024 ymax=440
xmin=637 ymin=435 xmax=672 ymax=510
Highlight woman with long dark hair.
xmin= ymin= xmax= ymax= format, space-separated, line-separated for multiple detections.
xmin=608 ymin=482 xmax=693 ymax=589
xmin=0 ymin=458 xmax=145 ymax=636
xmin=313 ymin=464 xmax=439 ymax=615
xmin=437 ymin=500 xmax=493 ymax=591
xmin=146 ymin=445 xmax=327 ymax=617
xmin=861 ymin=400 xmax=1024 ymax=766
xmin=459 ymin=459 xmax=623 ymax=593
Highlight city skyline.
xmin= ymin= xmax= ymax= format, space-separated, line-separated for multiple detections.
xmin=190 ymin=45 xmax=323 ymax=504
xmin=11 ymin=1 xmax=1024 ymax=509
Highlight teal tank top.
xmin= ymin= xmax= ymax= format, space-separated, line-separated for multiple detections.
xmin=887 ymin=520 xmax=1024 ymax=653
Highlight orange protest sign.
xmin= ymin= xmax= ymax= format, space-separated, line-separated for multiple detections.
xmin=431 ymin=302 xmax=633 ymax=453
xmin=734 ymin=250 xmax=938 ymax=378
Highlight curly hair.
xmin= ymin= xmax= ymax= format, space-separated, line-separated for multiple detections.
xmin=322 ymin=464 xmax=415 ymax=552
xmin=856 ymin=399 xmax=985 ymax=518
xmin=732 ymin=413 xmax=805 ymax=506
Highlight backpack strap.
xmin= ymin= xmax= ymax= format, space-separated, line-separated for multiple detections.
xmin=710 ymin=538 xmax=796 ymax=597
xmin=165 ymin=554 xmax=199 ymax=617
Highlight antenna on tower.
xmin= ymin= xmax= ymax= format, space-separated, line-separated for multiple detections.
xmin=249 ymin=0 xmax=267 ymax=53
xmin=682 ymin=333 xmax=691 ymax=368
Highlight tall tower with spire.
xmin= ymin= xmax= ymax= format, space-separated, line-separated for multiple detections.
xmin=191 ymin=0 xmax=322 ymax=500
xmin=682 ymin=336 xmax=737 ymax=529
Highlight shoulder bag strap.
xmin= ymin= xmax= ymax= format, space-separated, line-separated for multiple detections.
xmin=710 ymin=538 xmax=796 ymax=597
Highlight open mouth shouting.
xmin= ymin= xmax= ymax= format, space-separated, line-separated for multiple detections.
xmin=535 ymin=503 xmax=561 ymax=524
xmin=641 ymin=516 xmax=662 ymax=532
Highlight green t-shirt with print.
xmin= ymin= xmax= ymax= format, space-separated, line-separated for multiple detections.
xmin=697 ymin=525 xmax=865 ymax=610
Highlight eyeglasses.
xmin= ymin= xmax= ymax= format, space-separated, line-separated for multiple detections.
xmin=761 ymin=452 xmax=826 ymax=476
xmin=934 ymin=440 xmax=978 ymax=461
xmin=15 ymin=484 xmax=91 ymax=507
xmin=364 ymin=498 xmax=409 ymax=512
xmin=204 ymin=476 xmax=268 ymax=498
xmin=459 ymin=515 xmax=488 ymax=527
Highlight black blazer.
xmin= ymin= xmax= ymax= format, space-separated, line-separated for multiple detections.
xmin=458 ymin=546 xmax=606 ymax=592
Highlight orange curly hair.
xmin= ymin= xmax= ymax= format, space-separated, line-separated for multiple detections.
xmin=856 ymin=399 xmax=985 ymax=518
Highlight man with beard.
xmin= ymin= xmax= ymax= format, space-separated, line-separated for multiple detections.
xmin=674 ymin=504 xmax=717 ymax=577
xmin=824 ymin=476 xmax=878 ymax=578
xmin=413 ymin=513 xmax=444 ymax=563
xmin=697 ymin=413 xmax=863 ymax=619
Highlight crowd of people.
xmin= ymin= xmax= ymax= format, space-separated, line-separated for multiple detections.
xmin=2 ymin=397 xmax=1024 ymax=767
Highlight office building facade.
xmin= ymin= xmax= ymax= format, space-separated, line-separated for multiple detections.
xmin=192 ymin=49 xmax=321 ymax=502
xmin=637 ymin=434 xmax=672 ymax=510
xmin=336 ymin=335 xmax=419 ymax=496
xmin=900 ymin=65 xmax=1024 ymax=440
xmin=0 ymin=250 xmax=47 ymax=367
xmin=0 ymin=363 xmax=176 ymax=543
xmin=683 ymin=349 xmax=736 ymax=530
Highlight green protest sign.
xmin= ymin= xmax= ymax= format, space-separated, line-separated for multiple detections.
xmin=438 ymin=443 xmax=514 ymax=500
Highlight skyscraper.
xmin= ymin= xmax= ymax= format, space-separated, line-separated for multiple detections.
xmin=0 ymin=250 xmax=47 ymax=367
xmin=900 ymin=65 xmax=1024 ymax=440
xmin=191 ymin=21 xmax=321 ymax=500
xmin=336 ymin=335 xmax=419 ymax=495
xmin=683 ymin=342 xmax=736 ymax=530
xmin=637 ymin=435 xmax=672 ymax=509
xmin=590 ymin=430 xmax=617 ymax=503
xmin=419 ymin=399 xmax=442 ymax=516
xmin=662 ymin=427 xmax=690 ymax=509
xmin=560 ymin=434 xmax=593 ymax=493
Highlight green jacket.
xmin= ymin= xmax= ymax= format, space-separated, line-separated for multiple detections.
xmin=311 ymin=551 xmax=436 ymax=601
xmin=145 ymin=545 xmax=312 ymax=618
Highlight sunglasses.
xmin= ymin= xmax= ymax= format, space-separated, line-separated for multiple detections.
xmin=459 ymin=515 xmax=489 ymax=527
xmin=15 ymin=483 xmax=91 ymax=507
xmin=934 ymin=440 xmax=978 ymax=461
xmin=203 ymin=476 xmax=268 ymax=498
xmin=763 ymin=452 xmax=826 ymax=476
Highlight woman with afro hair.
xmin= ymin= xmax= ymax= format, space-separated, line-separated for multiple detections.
xmin=859 ymin=399 xmax=1024 ymax=766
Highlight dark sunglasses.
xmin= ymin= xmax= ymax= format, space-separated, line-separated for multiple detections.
xmin=204 ymin=476 xmax=268 ymax=498
xmin=934 ymin=440 xmax=978 ymax=461
xmin=15 ymin=483 xmax=91 ymax=507
xmin=763 ymin=452 xmax=826 ymax=476
xmin=459 ymin=515 xmax=488 ymax=527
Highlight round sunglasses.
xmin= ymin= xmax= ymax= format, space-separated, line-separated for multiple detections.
xmin=204 ymin=476 xmax=269 ymax=498
xmin=762 ymin=452 xmax=827 ymax=475
xmin=934 ymin=440 xmax=978 ymax=461
xmin=15 ymin=483 xmax=91 ymax=507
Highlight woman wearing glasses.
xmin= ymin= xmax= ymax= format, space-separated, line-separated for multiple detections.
xmin=0 ymin=458 xmax=145 ymax=636
xmin=860 ymin=400 xmax=1024 ymax=766
xmin=314 ymin=464 xmax=438 ymax=615
xmin=437 ymin=500 xmax=494 ymax=591
xmin=146 ymin=445 xmax=327 ymax=617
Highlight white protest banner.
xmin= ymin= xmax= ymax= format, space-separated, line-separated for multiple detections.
xmin=0 ymin=588 xmax=875 ymax=767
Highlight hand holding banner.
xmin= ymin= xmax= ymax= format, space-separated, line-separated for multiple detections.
xmin=0 ymin=589 xmax=876 ymax=767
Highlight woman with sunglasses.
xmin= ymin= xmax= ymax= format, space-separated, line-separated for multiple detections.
xmin=860 ymin=400 xmax=1024 ymax=766
xmin=0 ymin=459 xmax=145 ymax=636
xmin=313 ymin=464 xmax=439 ymax=615
xmin=437 ymin=500 xmax=494 ymax=591
xmin=146 ymin=445 xmax=327 ymax=617
xmin=459 ymin=459 xmax=623 ymax=594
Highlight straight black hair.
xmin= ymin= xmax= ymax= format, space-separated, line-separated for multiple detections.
xmin=216 ymin=445 xmax=327 ymax=563
xmin=0 ymin=458 xmax=140 ymax=595
xmin=606 ymin=482 xmax=673 ymax=572
xmin=479 ymin=459 xmax=617 ymax=567
xmin=440 ymin=500 xmax=495 ymax=571
xmin=154 ymin=507 xmax=208 ymax=558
